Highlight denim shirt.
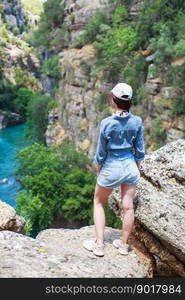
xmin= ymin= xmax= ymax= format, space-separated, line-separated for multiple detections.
xmin=94 ymin=112 xmax=145 ymax=165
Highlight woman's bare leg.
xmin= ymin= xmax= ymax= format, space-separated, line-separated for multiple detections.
xmin=93 ymin=184 xmax=113 ymax=245
xmin=120 ymin=184 xmax=136 ymax=245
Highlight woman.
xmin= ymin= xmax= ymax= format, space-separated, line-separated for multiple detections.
xmin=83 ymin=83 xmax=145 ymax=257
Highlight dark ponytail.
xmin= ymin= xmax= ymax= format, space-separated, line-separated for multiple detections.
xmin=112 ymin=95 xmax=131 ymax=112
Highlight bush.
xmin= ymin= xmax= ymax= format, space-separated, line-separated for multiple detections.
xmin=174 ymin=39 xmax=185 ymax=57
xmin=76 ymin=11 xmax=108 ymax=46
xmin=103 ymin=27 xmax=138 ymax=57
xmin=41 ymin=55 xmax=60 ymax=79
xmin=112 ymin=5 xmax=129 ymax=27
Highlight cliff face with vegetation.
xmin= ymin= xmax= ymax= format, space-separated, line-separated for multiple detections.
xmin=1 ymin=0 xmax=185 ymax=150
xmin=0 ymin=0 xmax=42 ymax=129
xmin=31 ymin=0 xmax=185 ymax=156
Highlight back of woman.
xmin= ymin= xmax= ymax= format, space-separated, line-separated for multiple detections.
xmin=83 ymin=83 xmax=145 ymax=257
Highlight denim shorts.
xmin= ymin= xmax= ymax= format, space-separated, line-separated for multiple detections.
xmin=97 ymin=151 xmax=140 ymax=188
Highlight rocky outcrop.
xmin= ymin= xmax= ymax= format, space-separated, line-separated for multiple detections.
xmin=0 ymin=109 xmax=24 ymax=130
xmin=0 ymin=43 xmax=41 ymax=89
xmin=0 ymin=200 xmax=25 ymax=233
xmin=109 ymin=139 xmax=185 ymax=277
xmin=2 ymin=0 xmax=26 ymax=33
xmin=0 ymin=226 xmax=152 ymax=278
xmin=0 ymin=2 xmax=41 ymax=91
xmin=64 ymin=0 xmax=109 ymax=43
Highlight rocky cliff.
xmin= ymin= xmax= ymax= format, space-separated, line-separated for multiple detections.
xmin=0 ymin=0 xmax=42 ymax=129
xmin=45 ymin=0 xmax=111 ymax=158
xmin=0 ymin=199 xmax=152 ymax=278
xmin=0 ymin=226 xmax=152 ymax=278
xmin=43 ymin=0 xmax=185 ymax=156
xmin=109 ymin=139 xmax=185 ymax=277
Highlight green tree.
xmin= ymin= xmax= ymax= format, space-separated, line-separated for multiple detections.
xmin=30 ymin=0 xmax=66 ymax=49
xmin=15 ymin=142 xmax=120 ymax=237
xmin=43 ymin=0 xmax=65 ymax=28
xmin=14 ymin=87 xmax=35 ymax=115
xmin=15 ymin=143 xmax=95 ymax=236
xmin=26 ymin=93 xmax=51 ymax=144
xmin=149 ymin=25 xmax=174 ymax=72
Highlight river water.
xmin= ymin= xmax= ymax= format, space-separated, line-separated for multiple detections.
xmin=0 ymin=123 xmax=33 ymax=207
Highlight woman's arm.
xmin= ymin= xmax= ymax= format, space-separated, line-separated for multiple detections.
xmin=133 ymin=122 xmax=145 ymax=166
xmin=96 ymin=164 xmax=103 ymax=176
xmin=94 ymin=121 xmax=108 ymax=174
xmin=135 ymin=159 xmax=142 ymax=170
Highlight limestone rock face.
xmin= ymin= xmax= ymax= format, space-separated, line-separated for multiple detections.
xmin=3 ymin=0 xmax=26 ymax=33
xmin=0 ymin=200 xmax=25 ymax=233
xmin=46 ymin=45 xmax=111 ymax=158
xmin=0 ymin=226 xmax=152 ymax=278
xmin=109 ymin=139 xmax=185 ymax=276
xmin=64 ymin=0 xmax=109 ymax=43
xmin=135 ymin=139 xmax=185 ymax=263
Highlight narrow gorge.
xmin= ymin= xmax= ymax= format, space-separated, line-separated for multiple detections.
xmin=0 ymin=0 xmax=185 ymax=278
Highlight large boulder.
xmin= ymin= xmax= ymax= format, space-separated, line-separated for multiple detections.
xmin=0 ymin=226 xmax=152 ymax=278
xmin=136 ymin=139 xmax=185 ymax=262
xmin=109 ymin=139 xmax=185 ymax=277
xmin=0 ymin=200 xmax=25 ymax=233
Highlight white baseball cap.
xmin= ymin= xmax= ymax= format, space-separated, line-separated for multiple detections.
xmin=111 ymin=83 xmax=133 ymax=100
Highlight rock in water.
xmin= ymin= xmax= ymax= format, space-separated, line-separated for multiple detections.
xmin=0 ymin=178 xmax=8 ymax=184
xmin=0 ymin=226 xmax=152 ymax=278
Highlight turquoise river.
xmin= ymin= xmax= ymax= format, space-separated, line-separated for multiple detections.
xmin=0 ymin=123 xmax=33 ymax=207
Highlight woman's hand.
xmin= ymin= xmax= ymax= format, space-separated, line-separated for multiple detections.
xmin=135 ymin=160 xmax=143 ymax=172
xmin=96 ymin=164 xmax=103 ymax=176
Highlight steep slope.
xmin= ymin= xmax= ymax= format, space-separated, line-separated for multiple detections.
xmin=30 ymin=0 xmax=185 ymax=158
xmin=0 ymin=0 xmax=42 ymax=129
